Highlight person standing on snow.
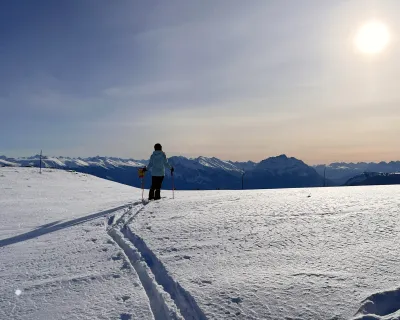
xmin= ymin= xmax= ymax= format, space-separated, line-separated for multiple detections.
xmin=143 ymin=143 xmax=174 ymax=200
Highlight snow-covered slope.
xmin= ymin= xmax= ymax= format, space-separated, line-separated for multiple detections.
xmin=0 ymin=159 xmax=19 ymax=166
xmin=228 ymin=160 xmax=257 ymax=171
xmin=0 ymin=155 xmax=146 ymax=169
xmin=1 ymin=167 xmax=400 ymax=319
xmin=128 ymin=186 xmax=400 ymax=319
xmin=0 ymin=168 xmax=154 ymax=320
xmin=195 ymin=156 xmax=243 ymax=173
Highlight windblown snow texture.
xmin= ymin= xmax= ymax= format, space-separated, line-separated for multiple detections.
xmin=1 ymin=167 xmax=400 ymax=320
xmin=128 ymin=186 xmax=400 ymax=319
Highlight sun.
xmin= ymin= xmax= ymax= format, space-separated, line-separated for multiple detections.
xmin=354 ymin=21 xmax=390 ymax=55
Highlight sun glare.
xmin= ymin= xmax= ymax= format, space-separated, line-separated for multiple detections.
xmin=354 ymin=21 xmax=390 ymax=55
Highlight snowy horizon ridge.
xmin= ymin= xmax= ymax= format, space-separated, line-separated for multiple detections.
xmin=1 ymin=153 xmax=400 ymax=167
xmin=1 ymin=167 xmax=400 ymax=319
xmin=1 ymin=154 xmax=400 ymax=190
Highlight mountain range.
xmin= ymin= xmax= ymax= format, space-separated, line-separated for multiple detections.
xmin=1 ymin=155 xmax=399 ymax=190
xmin=344 ymin=172 xmax=400 ymax=186
xmin=314 ymin=161 xmax=400 ymax=185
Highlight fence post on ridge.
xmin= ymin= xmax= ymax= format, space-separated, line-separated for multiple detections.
xmin=39 ymin=150 xmax=42 ymax=174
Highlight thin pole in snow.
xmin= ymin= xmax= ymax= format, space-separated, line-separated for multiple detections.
xmin=39 ymin=150 xmax=42 ymax=174
xmin=138 ymin=168 xmax=145 ymax=202
xmin=242 ymin=171 xmax=245 ymax=189
xmin=171 ymin=171 xmax=175 ymax=199
xmin=141 ymin=177 xmax=144 ymax=201
xmin=324 ymin=166 xmax=326 ymax=187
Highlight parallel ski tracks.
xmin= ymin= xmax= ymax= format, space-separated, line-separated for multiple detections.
xmin=105 ymin=201 xmax=207 ymax=320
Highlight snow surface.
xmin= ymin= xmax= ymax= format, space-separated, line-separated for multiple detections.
xmin=0 ymin=168 xmax=153 ymax=320
xmin=1 ymin=167 xmax=400 ymax=320
xmin=129 ymin=186 xmax=400 ymax=319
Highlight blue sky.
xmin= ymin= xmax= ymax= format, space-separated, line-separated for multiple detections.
xmin=1 ymin=0 xmax=399 ymax=164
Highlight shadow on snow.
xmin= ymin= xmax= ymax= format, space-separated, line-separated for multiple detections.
xmin=0 ymin=203 xmax=131 ymax=248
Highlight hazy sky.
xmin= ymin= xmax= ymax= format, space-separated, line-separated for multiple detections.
xmin=1 ymin=0 xmax=399 ymax=164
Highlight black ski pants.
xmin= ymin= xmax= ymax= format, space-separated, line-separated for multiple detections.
xmin=149 ymin=176 xmax=164 ymax=200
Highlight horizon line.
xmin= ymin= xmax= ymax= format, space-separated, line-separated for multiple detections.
xmin=1 ymin=153 xmax=400 ymax=167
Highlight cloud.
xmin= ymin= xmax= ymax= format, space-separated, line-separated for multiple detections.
xmin=1 ymin=0 xmax=400 ymax=162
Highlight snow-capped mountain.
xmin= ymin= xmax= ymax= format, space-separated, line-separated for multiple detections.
xmin=227 ymin=160 xmax=257 ymax=171
xmin=0 ymin=155 xmax=145 ymax=169
xmin=168 ymin=156 xmax=244 ymax=190
xmin=314 ymin=161 xmax=400 ymax=185
xmin=1 ymin=154 xmax=327 ymax=190
xmin=5 ymin=154 xmax=398 ymax=189
xmin=345 ymin=172 xmax=400 ymax=186
xmin=244 ymin=154 xmax=327 ymax=189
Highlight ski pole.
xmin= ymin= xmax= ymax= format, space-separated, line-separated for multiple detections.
xmin=141 ymin=176 xmax=144 ymax=201
xmin=138 ymin=168 xmax=145 ymax=201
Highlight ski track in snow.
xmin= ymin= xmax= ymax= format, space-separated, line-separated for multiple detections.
xmin=0 ymin=208 xmax=155 ymax=320
xmin=0 ymin=168 xmax=155 ymax=320
xmin=2 ymin=168 xmax=400 ymax=320
xmin=129 ymin=187 xmax=400 ymax=320
xmin=106 ymin=201 xmax=207 ymax=320
xmin=1 ymin=168 xmax=207 ymax=320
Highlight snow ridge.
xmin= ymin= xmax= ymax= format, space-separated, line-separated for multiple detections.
xmin=107 ymin=204 xmax=206 ymax=320
xmin=353 ymin=287 xmax=400 ymax=320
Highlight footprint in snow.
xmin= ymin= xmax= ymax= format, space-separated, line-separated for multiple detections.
xmin=231 ymin=297 xmax=243 ymax=304
xmin=112 ymin=253 xmax=123 ymax=261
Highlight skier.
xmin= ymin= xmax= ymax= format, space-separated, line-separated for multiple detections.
xmin=142 ymin=143 xmax=174 ymax=200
